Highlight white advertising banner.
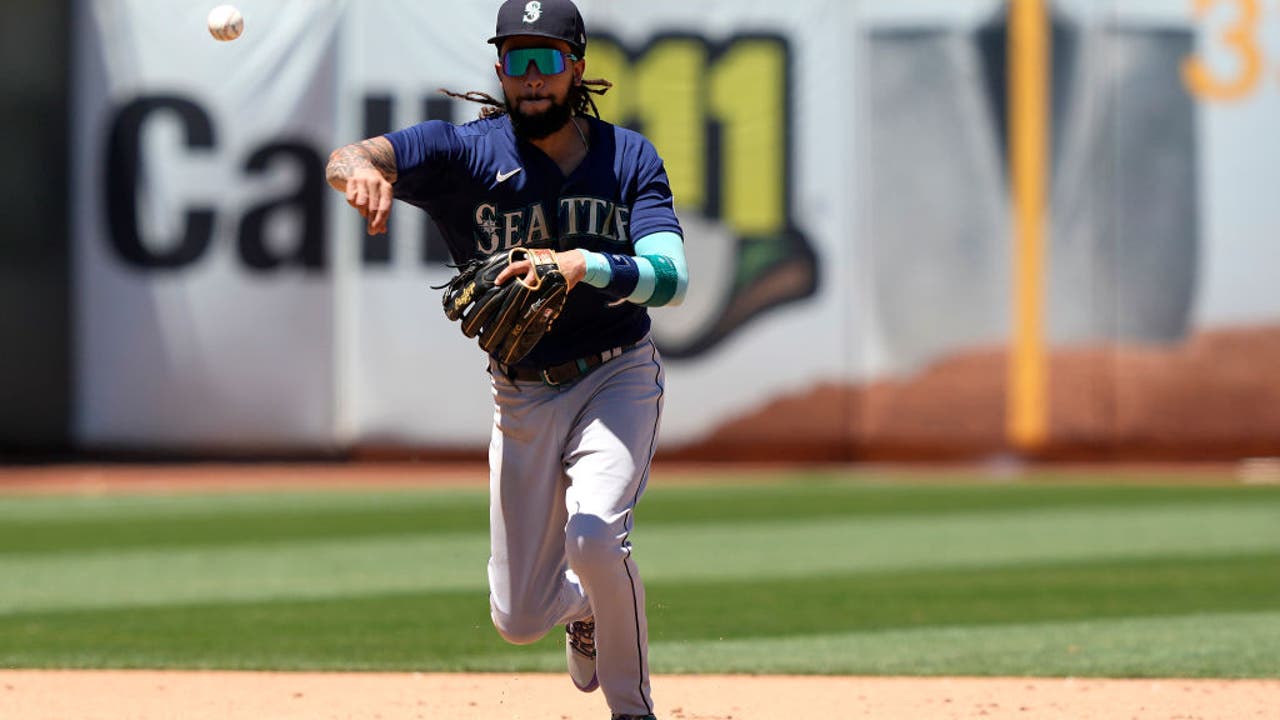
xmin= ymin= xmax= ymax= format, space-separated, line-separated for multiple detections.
xmin=72 ymin=0 xmax=1280 ymax=453
xmin=73 ymin=0 xmax=855 ymax=450
xmin=73 ymin=0 xmax=344 ymax=448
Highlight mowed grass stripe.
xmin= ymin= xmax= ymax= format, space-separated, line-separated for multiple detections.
xmin=0 ymin=490 xmax=490 ymax=555
xmin=0 ymin=589 xmax=497 ymax=671
xmin=2 ymin=554 xmax=1275 ymax=672
xmin=3 ymin=502 xmax=1277 ymax=614
xmin=4 ymin=483 xmax=1278 ymax=555
xmin=643 ymin=553 xmax=1280 ymax=640
xmin=0 ymin=532 xmax=491 ymax=614
xmin=635 ymin=502 xmax=1280 ymax=581
xmin=641 ymin=481 xmax=1280 ymax=526
xmin=657 ymin=610 xmax=1280 ymax=677
xmin=481 ymin=611 xmax=1280 ymax=678
xmin=0 ymin=488 xmax=487 ymax=522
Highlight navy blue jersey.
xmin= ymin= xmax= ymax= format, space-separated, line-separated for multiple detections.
xmin=385 ymin=114 xmax=682 ymax=369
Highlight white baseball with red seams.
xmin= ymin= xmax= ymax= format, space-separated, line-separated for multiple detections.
xmin=206 ymin=5 xmax=244 ymax=42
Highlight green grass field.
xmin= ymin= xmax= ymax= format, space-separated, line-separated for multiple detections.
xmin=2 ymin=469 xmax=1278 ymax=678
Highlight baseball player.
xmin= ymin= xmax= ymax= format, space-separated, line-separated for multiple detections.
xmin=324 ymin=1 xmax=686 ymax=718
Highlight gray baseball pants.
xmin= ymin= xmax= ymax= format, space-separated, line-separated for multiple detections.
xmin=486 ymin=338 xmax=664 ymax=717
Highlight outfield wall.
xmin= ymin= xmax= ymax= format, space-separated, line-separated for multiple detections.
xmin=66 ymin=0 xmax=1280 ymax=459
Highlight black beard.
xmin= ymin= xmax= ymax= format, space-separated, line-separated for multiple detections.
xmin=507 ymin=94 xmax=573 ymax=140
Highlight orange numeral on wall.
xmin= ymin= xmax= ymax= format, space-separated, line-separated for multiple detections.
xmin=1182 ymin=0 xmax=1263 ymax=101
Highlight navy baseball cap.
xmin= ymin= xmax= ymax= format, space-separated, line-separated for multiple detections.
xmin=489 ymin=0 xmax=588 ymax=56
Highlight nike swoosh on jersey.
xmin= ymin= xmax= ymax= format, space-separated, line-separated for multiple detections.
xmin=496 ymin=167 xmax=523 ymax=183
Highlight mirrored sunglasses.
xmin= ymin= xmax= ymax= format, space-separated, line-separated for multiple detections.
xmin=502 ymin=47 xmax=578 ymax=77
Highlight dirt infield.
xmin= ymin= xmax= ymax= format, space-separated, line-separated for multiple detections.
xmin=0 ymin=671 xmax=1276 ymax=719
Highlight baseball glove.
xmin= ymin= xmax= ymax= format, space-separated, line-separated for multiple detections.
xmin=440 ymin=247 xmax=568 ymax=365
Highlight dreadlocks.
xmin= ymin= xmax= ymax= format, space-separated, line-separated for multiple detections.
xmin=439 ymin=78 xmax=613 ymax=121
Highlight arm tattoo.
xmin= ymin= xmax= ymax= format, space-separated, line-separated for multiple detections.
xmin=326 ymin=138 xmax=398 ymax=189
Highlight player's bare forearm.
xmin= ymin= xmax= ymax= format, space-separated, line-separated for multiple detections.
xmin=327 ymin=136 xmax=397 ymax=235
xmin=325 ymin=137 xmax=398 ymax=191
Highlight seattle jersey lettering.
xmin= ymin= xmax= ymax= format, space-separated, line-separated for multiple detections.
xmin=473 ymin=196 xmax=632 ymax=253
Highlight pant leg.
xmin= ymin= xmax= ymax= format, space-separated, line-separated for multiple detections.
xmin=487 ymin=372 xmax=592 ymax=644
xmin=561 ymin=341 xmax=665 ymax=716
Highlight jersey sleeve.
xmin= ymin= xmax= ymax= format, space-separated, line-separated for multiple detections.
xmin=384 ymin=120 xmax=463 ymax=199
xmin=626 ymin=139 xmax=683 ymax=243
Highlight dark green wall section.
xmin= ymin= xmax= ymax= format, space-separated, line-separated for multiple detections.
xmin=0 ymin=1 xmax=72 ymax=453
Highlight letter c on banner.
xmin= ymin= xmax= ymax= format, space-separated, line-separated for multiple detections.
xmin=105 ymin=96 xmax=217 ymax=269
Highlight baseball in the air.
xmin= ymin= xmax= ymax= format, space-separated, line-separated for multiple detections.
xmin=207 ymin=5 xmax=244 ymax=42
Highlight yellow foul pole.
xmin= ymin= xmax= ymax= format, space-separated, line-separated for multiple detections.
xmin=1008 ymin=0 xmax=1050 ymax=451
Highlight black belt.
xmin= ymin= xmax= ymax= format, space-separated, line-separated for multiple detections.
xmin=499 ymin=342 xmax=639 ymax=386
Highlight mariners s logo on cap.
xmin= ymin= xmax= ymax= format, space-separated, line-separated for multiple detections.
xmin=490 ymin=0 xmax=588 ymax=56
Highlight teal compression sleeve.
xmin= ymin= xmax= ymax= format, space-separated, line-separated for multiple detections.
xmin=582 ymin=250 xmax=612 ymax=287
xmin=580 ymin=232 xmax=688 ymax=307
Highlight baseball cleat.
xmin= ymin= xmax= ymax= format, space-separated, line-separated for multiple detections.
xmin=610 ymin=715 xmax=657 ymax=720
xmin=566 ymin=617 xmax=599 ymax=692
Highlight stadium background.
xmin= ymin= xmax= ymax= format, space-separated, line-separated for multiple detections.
xmin=1 ymin=4 xmax=1278 ymax=718
xmin=1 ymin=0 xmax=1279 ymax=462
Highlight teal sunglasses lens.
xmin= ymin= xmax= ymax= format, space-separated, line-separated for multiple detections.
xmin=503 ymin=48 xmax=570 ymax=76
